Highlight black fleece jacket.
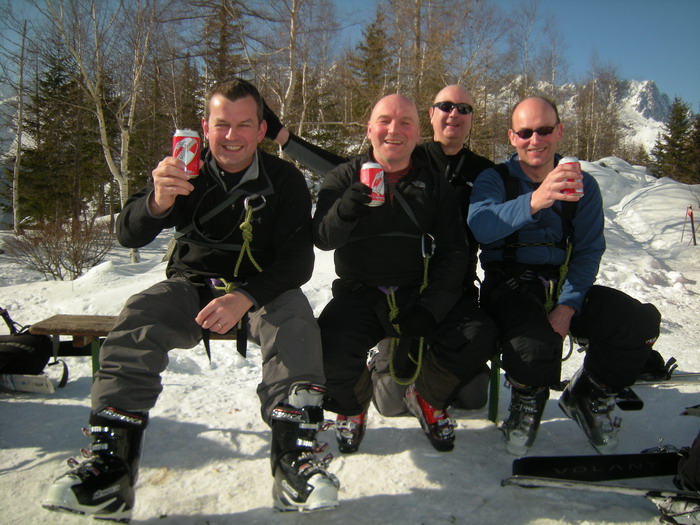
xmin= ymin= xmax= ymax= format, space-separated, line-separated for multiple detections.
xmin=313 ymin=147 xmax=468 ymax=322
xmin=117 ymin=148 xmax=314 ymax=310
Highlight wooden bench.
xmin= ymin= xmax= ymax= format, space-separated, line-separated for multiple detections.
xmin=28 ymin=314 xmax=237 ymax=376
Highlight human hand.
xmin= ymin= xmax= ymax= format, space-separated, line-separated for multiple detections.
xmin=337 ymin=182 xmax=372 ymax=221
xmin=529 ymin=162 xmax=583 ymax=215
xmin=548 ymin=304 xmax=575 ymax=339
xmin=149 ymin=157 xmax=195 ymax=216
xmin=195 ymin=291 xmax=254 ymax=334
xmin=396 ymin=305 xmax=436 ymax=339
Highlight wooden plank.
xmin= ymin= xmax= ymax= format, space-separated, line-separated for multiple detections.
xmin=29 ymin=314 xmax=237 ymax=340
xmin=29 ymin=314 xmax=116 ymax=337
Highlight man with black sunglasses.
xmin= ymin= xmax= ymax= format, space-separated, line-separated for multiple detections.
xmin=468 ymin=96 xmax=662 ymax=456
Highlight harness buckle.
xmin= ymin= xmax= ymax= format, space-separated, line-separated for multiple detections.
xmin=519 ymin=269 xmax=535 ymax=281
xmin=244 ymin=194 xmax=266 ymax=212
xmin=421 ymin=233 xmax=435 ymax=258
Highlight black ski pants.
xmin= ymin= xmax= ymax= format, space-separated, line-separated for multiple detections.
xmin=482 ymin=273 xmax=661 ymax=391
xmin=318 ymin=280 xmax=498 ymax=416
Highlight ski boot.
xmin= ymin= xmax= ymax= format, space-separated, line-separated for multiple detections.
xmin=270 ymin=382 xmax=339 ymax=512
xmin=501 ymin=380 xmax=549 ymax=456
xmin=335 ymin=411 xmax=367 ymax=453
xmin=404 ymin=383 xmax=455 ymax=452
xmin=559 ymin=367 xmax=621 ymax=453
xmin=43 ymin=407 xmax=148 ymax=523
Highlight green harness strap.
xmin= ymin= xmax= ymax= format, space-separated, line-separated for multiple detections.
xmin=387 ymin=254 xmax=431 ymax=386
xmin=214 ymin=196 xmax=265 ymax=294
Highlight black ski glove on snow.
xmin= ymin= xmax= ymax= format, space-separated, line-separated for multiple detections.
xmin=262 ymin=99 xmax=284 ymax=140
xmin=337 ymin=182 xmax=372 ymax=221
xmin=396 ymin=305 xmax=436 ymax=339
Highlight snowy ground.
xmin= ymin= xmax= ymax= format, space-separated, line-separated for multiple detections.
xmin=1 ymin=156 xmax=699 ymax=525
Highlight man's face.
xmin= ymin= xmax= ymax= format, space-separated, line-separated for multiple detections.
xmin=508 ymin=98 xmax=563 ymax=174
xmin=202 ymin=94 xmax=267 ymax=174
xmin=367 ymin=94 xmax=420 ymax=171
xmin=429 ymin=86 xmax=474 ymax=146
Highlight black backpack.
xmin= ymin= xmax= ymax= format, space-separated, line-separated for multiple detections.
xmin=0 ymin=308 xmax=67 ymax=385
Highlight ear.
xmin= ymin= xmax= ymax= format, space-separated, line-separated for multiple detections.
xmin=508 ymin=129 xmax=518 ymax=148
xmin=257 ymin=119 xmax=267 ymax=144
xmin=201 ymin=117 xmax=209 ymax=141
xmin=555 ymin=122 xmax=564 ymax=140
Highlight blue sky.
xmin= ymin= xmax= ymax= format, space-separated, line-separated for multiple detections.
xmin=334 ymin=0 xmax=700 ymax=110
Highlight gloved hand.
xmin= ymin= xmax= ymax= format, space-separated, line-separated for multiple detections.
xmin=262 ymin=98 xmax=284 ymax=140
xmin=396 ymin=305 xmax=436 ymax=339
xmin=337 ymin=182 xmax=372 ymax=221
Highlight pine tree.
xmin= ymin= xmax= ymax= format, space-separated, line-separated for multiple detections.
xmin=651 ymin=97 xmax=693 ymax=182
xmin=346 ymin=9 xmax=396 ymax=121
xmin=19 ymin=49 xmax=106 ymax=223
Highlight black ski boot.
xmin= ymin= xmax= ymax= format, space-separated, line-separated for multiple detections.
xmin=43 ymin=407 xmax=148 ymax=523
xmin=270 ymin=383 xmax=339 ymax=512
xmin=559 ymin=366 xmax=621 ymax=453
xmin=501 ymin=380 xmax=549 ymax=456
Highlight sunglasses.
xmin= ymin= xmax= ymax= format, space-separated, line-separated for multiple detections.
xmin=432 ymin=101 xmax=473 ymax=115
xmin=511 ymin=126 xmax=557 ymax=140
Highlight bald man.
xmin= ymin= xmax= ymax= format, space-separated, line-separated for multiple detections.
xmin=312 ymin=94 xmax=495 ymax=453
xmin=468 ymin=96 xmax=661 ymax=456
xmin=263 ymin=85 xmax=497 ymax=405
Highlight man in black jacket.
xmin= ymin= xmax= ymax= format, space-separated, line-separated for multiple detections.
xmin=312 ymin=94 xmax=495 ymax=453
xmin=43 ymin=79 xmax=339 ymax=520
xmin=263 ymin=85 xmax=497 ymax=429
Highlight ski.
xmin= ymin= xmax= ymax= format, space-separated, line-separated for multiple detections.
xmin=0 ymin=373 xmax=56 ymax=394
xmin=512 ymin=452 xmax=681 ymax=481
xmin=502 ymin=475 xmax=700 ymax=524
xmin=635 ymin=372 xmax=700 ymax=386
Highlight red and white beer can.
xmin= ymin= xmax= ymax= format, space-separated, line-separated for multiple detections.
xmin=360 ymin=162 xmax=385 ymax=206
xmin=173 ymin=129 xmax=201 ymax=178
xmin=559 ymin=156 xmax=584 ymax=195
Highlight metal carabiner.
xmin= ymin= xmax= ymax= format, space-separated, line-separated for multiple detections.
xmin=421 ymin=233 xmax=435 ymax=258
xmin=244 ymin=194 xmax=266 ymax=212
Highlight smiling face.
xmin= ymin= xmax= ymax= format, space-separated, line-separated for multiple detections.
xmin=366 ymin=94 xmax=420 ymax=172
xmin=508 ymin=97 xmax=563 ymax=182
xmin=201 ymin=94 xmax=267 ymax=174
xmin=429 ymin=85 xmax=474 ymax=154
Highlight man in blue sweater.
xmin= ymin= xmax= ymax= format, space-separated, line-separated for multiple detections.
xmin=468 ymin=96 xmax=661 ymax=456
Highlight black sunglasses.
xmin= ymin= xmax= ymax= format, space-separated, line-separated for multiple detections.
xmin=512 ymin=126 xmax=557 ymax=140
xmin=432 ymin=101 xmax=473 ymax=115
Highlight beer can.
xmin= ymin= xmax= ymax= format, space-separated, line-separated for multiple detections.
xmin=559 ymin=156 xmax=584 ymax=195
xmin=173 ymin=129 xmax=201 ymax=178
xmin=359 ymin=162 xmax=385 ymax=206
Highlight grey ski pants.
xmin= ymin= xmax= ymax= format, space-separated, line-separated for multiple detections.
xmin=90 ymin=277 xmax=324 ymax=423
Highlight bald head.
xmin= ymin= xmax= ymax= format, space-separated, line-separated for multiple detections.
xmin=367 ymin=94 xmax=420 ymax=172
xmin=430 ymin=85 xmax=475 ymax=154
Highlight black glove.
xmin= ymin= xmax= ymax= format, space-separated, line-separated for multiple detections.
xmin=396 ymin=305 xmax=436 ymax=339
xmin=337 ymin=182 xmax=372 ymax=221
xmin=262 ymin=98 xmax=284 ymax=140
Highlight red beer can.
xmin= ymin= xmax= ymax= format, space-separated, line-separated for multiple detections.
xmin=173 ymin=129 xmax=201 ymax=178
xmin=560 ymin=156 xmax=584 ymax=195
xmin=360 ymin=162 xmax=385 ymax=206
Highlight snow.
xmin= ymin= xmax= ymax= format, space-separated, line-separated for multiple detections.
xmin=1 ymin=156 xmax=699 ymax=525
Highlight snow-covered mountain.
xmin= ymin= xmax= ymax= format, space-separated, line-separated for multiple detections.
xmin=617 ymin=79 xmax=672 ymax=153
